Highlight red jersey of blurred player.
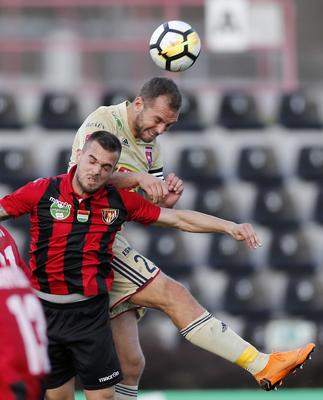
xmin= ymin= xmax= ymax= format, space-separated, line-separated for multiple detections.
xmin=0 ymin=225 xmax=50 ymax=400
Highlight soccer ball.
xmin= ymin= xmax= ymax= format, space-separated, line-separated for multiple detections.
xmin=149 ymin=20 xmax=201 ymax=72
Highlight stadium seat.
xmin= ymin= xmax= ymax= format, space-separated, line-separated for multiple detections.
xmin=312 ymin=188 xmax=323 ymax=224
xmin=277 ymin=91 xmax=322 ymax=129
xmin=297 ymin=146 xmax=323 ymax=183
xmin=268 ymin=229 xmax=316 ymax=274
xmin=145 ymin=227 xmax=193 ymax=280
xmin=101 ymin=89 xmax=135 ymax=106
xmin=283 ymin=274 xmax=323 ymax=319
xmin=206 ymin=235 xmax=254 ymax=275
xmin=193 ymin=185 xmax=239 ymax=222
xmin=177 ymin=147 xmax=222 ymax=185
xmin=0 ymin=148 xmax=37 ymax=188
xmin=54 ymin=148 xmax=72 ymax=175
xmin=39 ymin=92 xmax=81 ymax=130
xmin=217 ymin=91 xmax=265 ymax=130
xmin=237 ymin=146 xmax=283 ymax=186
xmin=252 ymin=186 xmax=299 ymax=230
xmin=222 ymin=273 xmax=272 ymax=319
xmin=170 ymin=92 xmax=204 ymax=131
xmin=0 ymin=93 xmax=23 ymax=129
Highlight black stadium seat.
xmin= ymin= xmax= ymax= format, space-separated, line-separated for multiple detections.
xmin=252 ymin=186 xmax=299 ymax=230
xmin=297 ymin=146 xmax=323 ymax=183
xmin=312 ymin=188 xmax=323 ymax=224
xmin=170 ymin=92 xmax=204 ymax=131
xmin=54 ymin=148 xmax=72 ymax=175
xmin=193 ymin=186 xmax=239 ymax=222
xmin=177 ymin=147 xmax=222 ymax=185
xmin=145 ymin=227 xmax=193 ymax=280
xmin=223 ymin=273 xmax=271 ymax=319
xmin=283 ymin=275 xmax=323 ymax=319
xmin=39 ymin=92 xmax=81 ymax=130
xmin=207 ymin=235 xmax=254 ymax=275
xmin=237 ymin=146 xmax=283 ymax=186
xmin=0 ymin=93 xmax=23 ymax=129
xmin=217 ymin=92 xmax=265 ymax=130
xmin=101 ymin=89 xmax=135 ymax=106
xmin=0 ymin=148 xmax=37 ymax=188
xmin=268 ymin=229 xmax=316 ymax=274
xmin=277 ymin=91 xmax=322 ymax=129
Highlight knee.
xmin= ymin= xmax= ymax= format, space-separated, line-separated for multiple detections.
xmin=159 ymin=274 xmax=191 ymax=305
xmin=120 ymin=348 xmax=145 ymax=383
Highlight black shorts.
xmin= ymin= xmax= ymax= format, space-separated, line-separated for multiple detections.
xmin=41 ymin=295 xmax=122 ymax=390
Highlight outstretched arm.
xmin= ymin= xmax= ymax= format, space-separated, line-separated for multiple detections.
xmin=155 ymin=208 xmax=261 ymax=249
xmin=0 ymin=205 xmax=10 ymax=221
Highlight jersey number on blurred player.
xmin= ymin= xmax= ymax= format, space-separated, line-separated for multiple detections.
xmin=7 ymin=294 xmax=50 ymax=374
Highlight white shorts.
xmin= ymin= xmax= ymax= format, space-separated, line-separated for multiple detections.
xmin=109 ymin=232 xmax=160 ymax=319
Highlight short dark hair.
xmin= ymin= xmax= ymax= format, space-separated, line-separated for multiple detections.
xmin=83 ymin=130 xmax=122 ymax=155
xmin=139 ymin=77 xmax=182 ymax=111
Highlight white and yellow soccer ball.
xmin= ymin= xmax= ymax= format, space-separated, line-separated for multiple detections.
xmin=149 ymin=20 xmax=201 ymax=72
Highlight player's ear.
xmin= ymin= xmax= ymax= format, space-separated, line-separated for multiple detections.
xmin=133 ymin=96 xmax=144 ymax=113
xmin=76 ymin=148 xmax=82 ymax=163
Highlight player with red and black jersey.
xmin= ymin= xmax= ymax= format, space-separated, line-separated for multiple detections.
xmin=0 ymin=224 xmax=50 ymax=400
xmin=0 ymin=130 xmax=305 ymax=399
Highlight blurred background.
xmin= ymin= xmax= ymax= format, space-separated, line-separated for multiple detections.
xmin=1 ymin=0 xmax=323 ymax=393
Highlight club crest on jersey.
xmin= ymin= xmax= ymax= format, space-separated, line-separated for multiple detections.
xmin=145 ymin=145 xmax=153 ymax=167
xmin=77 ymin=210 xmax=90 ymax=223
xmin=101 ymin=208 xmax=119 ymax=225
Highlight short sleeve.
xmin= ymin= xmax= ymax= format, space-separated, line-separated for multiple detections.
xmin=118 ymin=189 xmax=160 ymax=225
xmin=0 ymin=178 xmax=49 ymax=218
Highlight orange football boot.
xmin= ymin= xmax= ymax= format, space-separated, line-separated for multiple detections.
xmin=254 ymin=342 xmax=315 ymax=391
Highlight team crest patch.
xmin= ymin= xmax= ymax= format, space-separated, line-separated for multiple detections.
xmin=145 ymin=145 xmax=153 ymax=167
xmin=102 ymin=208 xmax=119 ymax=225
xmin=77 ymin=210 xmax=90 ymax=223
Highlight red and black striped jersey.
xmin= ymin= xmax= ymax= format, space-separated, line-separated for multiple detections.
xmin=0 ymin=166 xmax=161 ymax=296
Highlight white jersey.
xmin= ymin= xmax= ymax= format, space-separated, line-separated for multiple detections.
xmin=70 ymin=102 xmax=164 ymax=180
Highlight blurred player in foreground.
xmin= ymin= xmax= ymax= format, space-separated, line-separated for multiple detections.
xmin=0 ymin=224 xmax=50 ymax=400
xmin=70 ymin=78 xmax=315 ymax=395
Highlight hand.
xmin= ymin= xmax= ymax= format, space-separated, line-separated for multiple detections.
xmin=228 ymin=222 xmax=262 ymax=249
xmin=137 ymin=173 xmax=169 ymax=204
xmin=160 ymin=173 xmax=184 ymax=208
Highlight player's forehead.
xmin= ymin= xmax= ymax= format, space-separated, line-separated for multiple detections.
xmin=83 ymin=140 xmax=118 ymax=164
xmin=145 ymin=95 xmax=179 ymax=121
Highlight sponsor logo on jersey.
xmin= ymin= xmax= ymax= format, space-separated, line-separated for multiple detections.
xmin=49 ymin=197 xmax=72 ymax=220
xmin=112 ymin=111 xmax=124 ymax=130
xmin=98 ymin=370 xmax=120 ymax=383
xmin=145 ymin=145 xmax=153 ymax=167
xmin=122 ymin=246 xmax=132 ymax=257
xmin=85 ymin=121 xmax=105 ymax=129
xmin=101 ymin=208 xmax=119 ymax=225
xmin=121 ymin=137 xmax=130 ymax=147
xmin=77 ymin=210 xmax=90 ymax=223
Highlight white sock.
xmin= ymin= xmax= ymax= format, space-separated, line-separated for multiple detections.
xmin=180 ymin=311 xmax=269 ymax=375
xmin=115 ymin=383 xmax=138 ymax=399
